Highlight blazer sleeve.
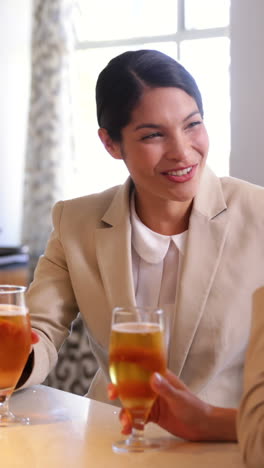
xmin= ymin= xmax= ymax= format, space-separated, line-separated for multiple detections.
xmin=237 ymin=287 xmax=264 ymax=468
xmin=19 ymin=201 xmax=80 ymax=389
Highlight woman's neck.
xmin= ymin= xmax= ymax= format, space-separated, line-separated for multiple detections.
xmin=134 ymin=194 xmax=192 ymax=236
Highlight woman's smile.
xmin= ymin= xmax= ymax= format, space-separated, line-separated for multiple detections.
xmin=161 ymin=164 xmax=198 ymax=183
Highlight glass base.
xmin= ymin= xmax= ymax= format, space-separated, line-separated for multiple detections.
xmin=0 ymin=410 xmax=30 ymax=427
xmin=112 ymin=437 xmax=170 ymax=453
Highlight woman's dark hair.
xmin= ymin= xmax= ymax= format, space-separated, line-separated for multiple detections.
xmin=96 ymin=49 xmax=203 ymax=141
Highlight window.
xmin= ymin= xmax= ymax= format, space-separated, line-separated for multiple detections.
xmin=69 ymin=0 xmax=230 ymax=198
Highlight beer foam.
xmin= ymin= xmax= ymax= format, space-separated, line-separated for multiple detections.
xmin=112 ymin=322 xmax=161 ymax=333
xmin=0 ymin=304 xmax=28 ymax=316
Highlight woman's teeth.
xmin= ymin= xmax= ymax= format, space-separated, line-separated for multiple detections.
xmin=167 ymin=167 xmax=192 ymax=176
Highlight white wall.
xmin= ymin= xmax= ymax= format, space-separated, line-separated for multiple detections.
xmin=0 ymin=0 xmax=263 ymax=248
xmin=230 ymin=0 xmax=264 ymax=186
xmin=0 ymin=0 xmax=31 ymax=246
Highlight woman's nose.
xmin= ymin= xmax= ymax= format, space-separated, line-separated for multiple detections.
xmin=164 ymin=134 xmax=188 ymax=160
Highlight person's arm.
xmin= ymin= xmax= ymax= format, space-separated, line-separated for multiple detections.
xmin=108 ymin=369 xmax=237 ymax=441
xmin=18 ymin=201 xmax=79 ymax=389
xmin=237 ymin=287 xmax=264 ymax=468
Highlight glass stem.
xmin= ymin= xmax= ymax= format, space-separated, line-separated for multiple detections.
xmin=131 ymin=426 xmax=144 ymax=441
xmin=0 ymin=394 xmax=11 ymax=418
xmin=129 ymin=417 xmax=145 ymax=444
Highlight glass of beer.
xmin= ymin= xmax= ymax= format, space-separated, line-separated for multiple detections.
xmin=0 ymin=285 xmax=31 ymax=426
xmin=109 ymin=306 xmax=167 ymax=453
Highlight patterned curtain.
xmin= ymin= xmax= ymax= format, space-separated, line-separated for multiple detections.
xmin=22 ymin=0 xmax=76 ymax=274
xmin=23 ymin=0 xmax=98 ymax=395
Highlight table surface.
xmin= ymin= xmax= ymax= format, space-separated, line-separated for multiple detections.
xmin=0 ymin=385 xmax=245 ymax=468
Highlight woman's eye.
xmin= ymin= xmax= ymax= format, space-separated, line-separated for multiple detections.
xmin=141 ymin=132 xmax=162 ymax=140
xmin=187 ymin=121 xmax=202 ymax=129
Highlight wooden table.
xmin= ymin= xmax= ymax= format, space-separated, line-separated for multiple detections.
xmin=0 ymin=385 xmax=245 ymax=468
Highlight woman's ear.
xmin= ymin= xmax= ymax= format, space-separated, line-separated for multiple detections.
xmin=98 ymin=128 xmax=123 ymax=160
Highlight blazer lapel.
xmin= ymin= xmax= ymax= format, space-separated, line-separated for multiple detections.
xmin=95 ymin=178 xmax=136 ymax=312
xmin=168 ymin=167 xmax=230 ymax=375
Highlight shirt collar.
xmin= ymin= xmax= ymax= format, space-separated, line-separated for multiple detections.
xmin=130 ymin=193 xmax=187 ymax=264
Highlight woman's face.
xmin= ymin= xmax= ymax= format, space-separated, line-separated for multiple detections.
xmin=102 ymin=87 xmax=209 ymax=208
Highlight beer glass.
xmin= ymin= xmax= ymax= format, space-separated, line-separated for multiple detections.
xmin=109 ymin=306 xmax=167 ymax=453
xmin=0 ymin=285 xmax=31 ymax=426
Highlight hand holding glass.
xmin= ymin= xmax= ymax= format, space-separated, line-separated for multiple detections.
xmin=0 ymin=285 xmax=31 ymax=426
xmin=109 ymin=306 xmax=167 ymax=452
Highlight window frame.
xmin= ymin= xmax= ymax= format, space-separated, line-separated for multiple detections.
xmin=75 ymin=0 xmax=230 ymax=61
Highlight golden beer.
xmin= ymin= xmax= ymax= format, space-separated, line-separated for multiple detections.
xmin=0 ymin=305 xmax=31 ymax=393
xmin=109 ymin=322 xmax=166 ymax=424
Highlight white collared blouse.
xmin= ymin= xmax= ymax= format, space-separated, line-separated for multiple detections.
xmin=130 ymin=194 xmax=187 ymax=345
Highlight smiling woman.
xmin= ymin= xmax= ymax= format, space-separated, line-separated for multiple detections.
xmin=19 ymin=49 xmax=264 ymax=446
xmin=96 ymin=50 xmax=208 ymax=234
xmin=99 ymin=87 xmax=209 ymax=235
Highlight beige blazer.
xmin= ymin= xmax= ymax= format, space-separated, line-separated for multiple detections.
xmin=24 ymin=166 xmax=264 ymax=407
xmin=237 ymin=287 xmax=264 ymax=468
